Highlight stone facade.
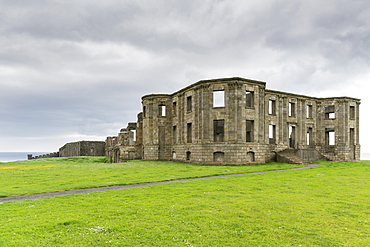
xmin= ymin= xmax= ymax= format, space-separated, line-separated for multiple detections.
xmin=107 ymin=77 xmax=360 ymax=164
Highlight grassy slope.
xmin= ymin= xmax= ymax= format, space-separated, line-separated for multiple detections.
xmin=0 ymin=157 xmax=302 ymax=197
xmin=0 ymin=160 xmax=369 ymax=246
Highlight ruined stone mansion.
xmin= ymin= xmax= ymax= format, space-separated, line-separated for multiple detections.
xmin=105 ymin=77 xmax=360 ymax=164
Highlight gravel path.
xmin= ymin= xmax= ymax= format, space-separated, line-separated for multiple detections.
xmin=0 ymin=164 xmax=319 ymax=202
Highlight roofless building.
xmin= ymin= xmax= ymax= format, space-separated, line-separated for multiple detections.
xmin=106 ymin=77 xmax=360 ymax=164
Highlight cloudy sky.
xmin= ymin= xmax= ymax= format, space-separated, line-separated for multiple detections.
xmin=1 ymin=0 xmax=369 ymax=154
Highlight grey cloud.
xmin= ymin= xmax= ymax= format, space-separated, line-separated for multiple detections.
xmin=1 ymin=0 xmax=370 ymax=151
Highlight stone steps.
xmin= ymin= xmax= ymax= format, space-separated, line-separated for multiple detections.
xmin=276 ymin=149 xmax=312 ymax=165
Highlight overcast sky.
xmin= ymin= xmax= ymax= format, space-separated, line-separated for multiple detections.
xmin=1 ymin=0 xmax=369 ymax=154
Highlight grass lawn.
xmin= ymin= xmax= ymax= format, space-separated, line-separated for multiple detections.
xmin=0 ymin=159 xmax=369 ymax=246
xmin=0 ymin=157 xmax=302 ymax=197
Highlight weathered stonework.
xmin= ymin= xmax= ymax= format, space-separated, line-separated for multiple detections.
xmin=29 ymin=141 xmax=106 ymax=160
xmin=106 ymin=77 xmax=360 ymax=164
xmin=28 ymin=152 xmax=59 ymax=160
xmin=59 ymin=141 xmax=106 ymax=157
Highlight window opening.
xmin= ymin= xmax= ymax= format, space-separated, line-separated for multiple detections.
xmin=289 ymin=126 xmax=296 ymax=148
xmin=159 ymin=105 xmax=166 ymax=117
xmin=350 ymin=106 xmax=355 ymax=119
xmin=173 ymin=102 xmax=177 ymax=116
xmin=329 ymin=132 xmax=335 ymax=145
xmin=307 ymin=105 xmax=313 ymax=118
xmin=268 ymin=100 xmax=276 ymax=115
xmin=213 ymin=120 xmax=225 ymax=142
xmin=173 ymin=126 xmax=177 ymax=144
xmin=289 ymin=102 xmax=296 ymax=117
xmin=350 ymin=128 xmax=355 ymax=145
xmin=247 ymin=151 xmax=255 ymax=162
xmin=172 ymin=151 xmax=176 ymax=160
xmin=325 ymin=105 xmax=335 ymax=119
xmin=269 ymin=124 xmax=276 ymax=144
xmin=213 ymin=90 xmax=225 ymax=107
xmin=143 ymin=106 xmax=146 ymax=118
xmin=307 ymin=127 xmax=313 ymax=146
xmin=187 ymin=123 xmax=192 ymax=143
xmin=186 ymin=151 xmax=191 ymax=161
xmin=187 ymin=96 xmax=192 ymax=112
xmin=325 ymin=128 xmax=335 ymax=145
xmin=246 ymin=120 xmax=254 ymax=142
xmin=213 ymin=152 xmax=225 ymax=162
xmin=132 ymin=130 xmax=136 ymax=142
xmin=246 ymin=91 xmax=254 ymax=108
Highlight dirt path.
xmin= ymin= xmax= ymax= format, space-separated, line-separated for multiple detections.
xmin=0 ymin=164 xmax=319 ymax=202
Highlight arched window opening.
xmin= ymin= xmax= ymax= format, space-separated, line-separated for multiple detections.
xmin=213 ymin=152 xmax=225 ymax=162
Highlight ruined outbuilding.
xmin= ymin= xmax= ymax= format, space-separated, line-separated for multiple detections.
xmin=29 ymin=141 xmax=106 ymax=160
xmin=106 ymin=77 xmax=360 ymax=164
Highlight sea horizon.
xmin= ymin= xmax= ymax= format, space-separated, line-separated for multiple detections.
xmin=0 ymin=152 xmax=51 ymax=162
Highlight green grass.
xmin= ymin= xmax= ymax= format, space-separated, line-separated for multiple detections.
xmin=0 ymin=160 xmax=369 ymax=246
xmin=0 ymin=157 xmax=302 ymax=197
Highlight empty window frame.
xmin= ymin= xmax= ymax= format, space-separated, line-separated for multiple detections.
xmin=325 ymin=128 xmax=335 ymax=145
xmin=269 ymin=124 xmax=276 ymax=144
xmin=325 ymin=105 xmax=335 ymax=119
xmin=213 ymin=90 xmax=225 ymax=107
xmin=186 ymin=151 xmax=191 ymax=161
xmin=159 ymin=105 xmax=166 ymax=117
xmin=187 ymin=123 xmax=192 ymax=143
xmin=213 ymin=120 xmax=225 ymax=142
xmin=246 ymin=120 xmax=254 ymax=142
xmin=350 ymin=128 xmax=355 ymax=145
xmin=350 ymin=106 xmax=355 ymax=119
xmin=288 ymin=102 xmax=296 ymax=117
xmin=186 ymin=96 xmax=192 ymax=112
xmin=173 ymin=126 xmax=177 ymax=144
xmin=246 ymin=91 xmax=254 ymax=108
xmin=143 ymin=106 xmax=146 ymax=118
xmin=307 ymin=127 xmax=313 ymax=146
xmin=268 ymin=100 xmax=276 ymax=115
xmin=307 ymin=105 xmax=313 ymax=118
xmin=131 ymin=130 xmax=137 ymax=142
xmin=173 ymin=101 xmax=177 ymax=116
xmin=289 ymin=126 xmax=296 ymax=148
xmin=213 ymin=152 xmax=225 ymax=162
xmin=247 ymin=151 xmax=255 ymax=162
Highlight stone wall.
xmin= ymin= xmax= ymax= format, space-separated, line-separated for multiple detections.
xmin=105 ymin=114 xmax=143 ymax=162
xmin=28 ymin=152 xmax=59 ymax=160
xmin=59 ymin=141 xmax=105 ymax=157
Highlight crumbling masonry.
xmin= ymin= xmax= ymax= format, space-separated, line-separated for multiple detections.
xmin=28 ymin=141 xmax=106 ymax=160
xmin=105 ymin=77 xmax=360 ymax=164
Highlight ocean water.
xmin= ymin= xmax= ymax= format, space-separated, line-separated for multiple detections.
xmin=0 ymin=152 xmax=48 ymax=162
xmin=361 ymin=153 xmax=370 ymax=160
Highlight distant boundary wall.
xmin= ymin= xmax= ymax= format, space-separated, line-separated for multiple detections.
xmin=28 ymin=141 xmax=106 ymax=160
xmin=59 ymin=141 xmax=106 ymax=157
xmin=28 ymin=152 xmax=59 ymax=160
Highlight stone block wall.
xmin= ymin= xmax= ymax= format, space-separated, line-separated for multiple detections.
xmin=59 ymin=141 xmax=105 ymax=157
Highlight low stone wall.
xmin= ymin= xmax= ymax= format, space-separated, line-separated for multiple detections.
xmin=27 ymin=141 xmax=106 ymax=160
xmin=28 ymin=152 xmax=60 ymax=160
